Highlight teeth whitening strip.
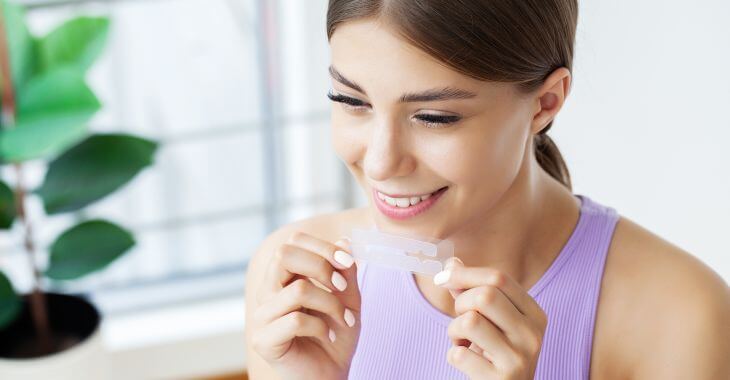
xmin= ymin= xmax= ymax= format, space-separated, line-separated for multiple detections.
xmin=350 ymin=227 xmax=455 ymax=276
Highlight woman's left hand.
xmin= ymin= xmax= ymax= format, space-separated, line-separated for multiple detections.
xmin=434 ymin=258 xmax=548 ymax=379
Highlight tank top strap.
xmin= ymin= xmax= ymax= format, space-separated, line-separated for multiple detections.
xmin=528 ymin=194 xmax=619 ymax=297
xmin=531 ymin=194 xmax=621 ymax=379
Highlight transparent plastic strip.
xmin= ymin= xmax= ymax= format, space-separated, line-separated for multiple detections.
xmin=350 ymin=227 xmax=454 ymax=276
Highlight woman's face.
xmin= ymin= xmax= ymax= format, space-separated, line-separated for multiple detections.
xmin=328 ymin=19 xmax=543 ymax=239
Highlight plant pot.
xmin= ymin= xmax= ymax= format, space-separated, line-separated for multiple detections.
xmin=0 ymin=292 xmax=111 ymax=379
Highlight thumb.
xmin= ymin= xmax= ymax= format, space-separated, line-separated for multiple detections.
xmin=443 ymin=257 xmax=464 ymax=300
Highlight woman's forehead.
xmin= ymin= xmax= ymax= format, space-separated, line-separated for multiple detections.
xmin=329 ymin=20 xmax=522 ymax=102
xmin=330 ymin=21 xmax=464 ymax=81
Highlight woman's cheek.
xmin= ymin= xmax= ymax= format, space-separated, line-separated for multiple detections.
xmin=473 ymin=126 xmax=531 ymax=205
xmin=426 ymin=133 xmax=491 ymax=185
xmin=331 ymin=130 xmax=351 ymax=163
xmin=330 ymin=115 xmax=363 ymax=165
xmin=436 ymin=129 xmax=524 ymax=206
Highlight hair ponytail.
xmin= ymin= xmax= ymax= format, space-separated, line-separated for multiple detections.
xmin=534 ymin=123 xmax=572 ymax=190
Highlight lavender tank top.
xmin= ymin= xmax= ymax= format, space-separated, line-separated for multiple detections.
xmin=348 ymin=194 xmax=620 ymax=379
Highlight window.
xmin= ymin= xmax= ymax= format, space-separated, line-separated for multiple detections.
xmin=0 ymin=0 xmax=365 ymax=316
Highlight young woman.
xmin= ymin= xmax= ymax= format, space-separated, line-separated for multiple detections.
xmin=245 ymin=1 xmax=730 ymax=379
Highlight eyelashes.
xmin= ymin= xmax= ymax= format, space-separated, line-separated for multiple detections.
xmin=327 ymin=91 xmax=366 ymax=107
xmin=326 ymin=91 xmax=461 ymax=129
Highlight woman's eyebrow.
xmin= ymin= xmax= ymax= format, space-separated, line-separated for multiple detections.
xmin=328 ymin=65 xmax=477 ymax=102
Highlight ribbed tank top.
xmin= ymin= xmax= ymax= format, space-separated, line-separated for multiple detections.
xmin=348 ymin=194 xmax=620 ymax=379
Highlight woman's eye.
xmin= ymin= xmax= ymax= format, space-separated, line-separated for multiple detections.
xmin=413 ymin=114 xmax=461 ymax=129
xmin=326 ymin=91 xmax=461 ymax=128
xmin=326 ymin=91 xmax=369 ymax=112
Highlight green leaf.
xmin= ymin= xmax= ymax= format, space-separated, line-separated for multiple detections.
xmin=0 ymin=270 xmax=21 ymax=330
xmin=0 ymin=180 xmax=15 ymax=229
xmin=36 ymin=133 xmax=158 ymax=214
xmin=36 ymin=17 xmax=110 ymax=74
xmin=45 ymin=219 xmax=135 ymax=280
xmin=1 ymin=0 xmax=36 ymax=93
xmin=0 ymin=67 xmax=100 ymax=162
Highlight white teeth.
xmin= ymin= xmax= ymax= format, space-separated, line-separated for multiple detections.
xmin=395 ymin=198 xmax=410 ymax=208
xmin=377 ymin=189 xmax=441 ymax=208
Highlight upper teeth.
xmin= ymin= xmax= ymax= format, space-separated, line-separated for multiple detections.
xmin=377 ymin=190 xmax=434 ymax=208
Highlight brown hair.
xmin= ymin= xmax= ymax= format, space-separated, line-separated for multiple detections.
xmin=326 ymin=0 xmax=576 ymax=190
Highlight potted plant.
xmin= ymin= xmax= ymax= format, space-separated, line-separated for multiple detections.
xmin=0 ymin=1 xmax=158 ymax=378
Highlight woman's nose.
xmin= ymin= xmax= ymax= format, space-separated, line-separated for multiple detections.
xmin=363 ymin=122 xmax=416 ymax=181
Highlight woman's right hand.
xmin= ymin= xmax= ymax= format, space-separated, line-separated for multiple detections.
xmin=250 ymin=231 xmax=361 ymax=380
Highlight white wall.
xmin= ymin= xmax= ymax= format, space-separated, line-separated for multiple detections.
xmin=555 ymin=0 xmax=730 ymax=280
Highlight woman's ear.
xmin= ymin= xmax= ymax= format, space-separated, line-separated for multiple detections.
xmin=531 ymin=67 xmax=571 ymax=134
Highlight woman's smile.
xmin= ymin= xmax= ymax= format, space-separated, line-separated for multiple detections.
xmin=373 ymin=186 xmax=449 ymax=220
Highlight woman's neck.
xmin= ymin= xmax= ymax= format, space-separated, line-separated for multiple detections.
xmin=401 ymin=157 xmax=581 ymax=319
xmin=443 ymin=159 xmax=580 ymax=288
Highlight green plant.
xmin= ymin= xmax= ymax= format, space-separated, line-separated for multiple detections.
xmin=0 ymin=0 xmax=158 ymax=353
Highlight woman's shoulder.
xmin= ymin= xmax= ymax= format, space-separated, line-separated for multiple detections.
xmin=590 ymin=215 xmax=730 ymax=379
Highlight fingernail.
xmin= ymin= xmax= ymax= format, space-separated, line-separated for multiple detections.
xmin=344 ymin=308 xmax=356 ymax=327
xmin=433 ymin=269 xmax=451 ymax=285
xmin=328 ymin=328 xmax=336 ymax=342
xmin=334 ymin=250 xmax=354 ymax=268
xmin=335 ymin=237 xmax=351 ymax=249
xmin=331 ymin=271 xmax=348 ymax=291
xmin=444 ymin=257 xmax=463 ymax=270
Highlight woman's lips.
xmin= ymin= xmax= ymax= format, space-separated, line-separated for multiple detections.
xmin=373 ymin=186 xmax=448 ymax=220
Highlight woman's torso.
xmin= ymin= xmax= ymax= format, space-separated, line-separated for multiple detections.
xmin=297 ymin=192 xmax=691 ymax=379
xmin=347 ymin=194 xmax=619 ymax=379
xmin=250 ymin=183 xmax=726 ymax=380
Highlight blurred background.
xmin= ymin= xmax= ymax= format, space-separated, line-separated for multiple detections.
xmin=0 ymin=0 xmax=727 ymax=378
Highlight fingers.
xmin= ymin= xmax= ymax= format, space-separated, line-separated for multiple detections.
xmin=303 ymin=234 xmax=360 ymax=307
xmin=436 ymin=258 xmax=548 ymax=370
xmin=255 ymin=278 xmax=357 ymax=329
xmin=447 ymin=345 xmax=498 ymax=378
xmin=250 ymin=232 xmax=362 ymax=367
xmin=434 ymin=260 xmax=544 ymax=319
xmin=290 ymin=231 xmax=355 ymax=271
xmin=442 ymin=257 xmax=465 ymax=299
xmin=260 ymin=241 xmax=350 ymax=302
xmin=252 ymin=311 xmax=332 ymax=361
xmin=454 ymin=285 xmax=525 ymax=341
xmin=468 ymin=342 xmax=484 ymax=357
xmin=331 ymin=237 xmax=362 ymax=310
xmin=447 ymin=310 xmax=513 ymax=365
